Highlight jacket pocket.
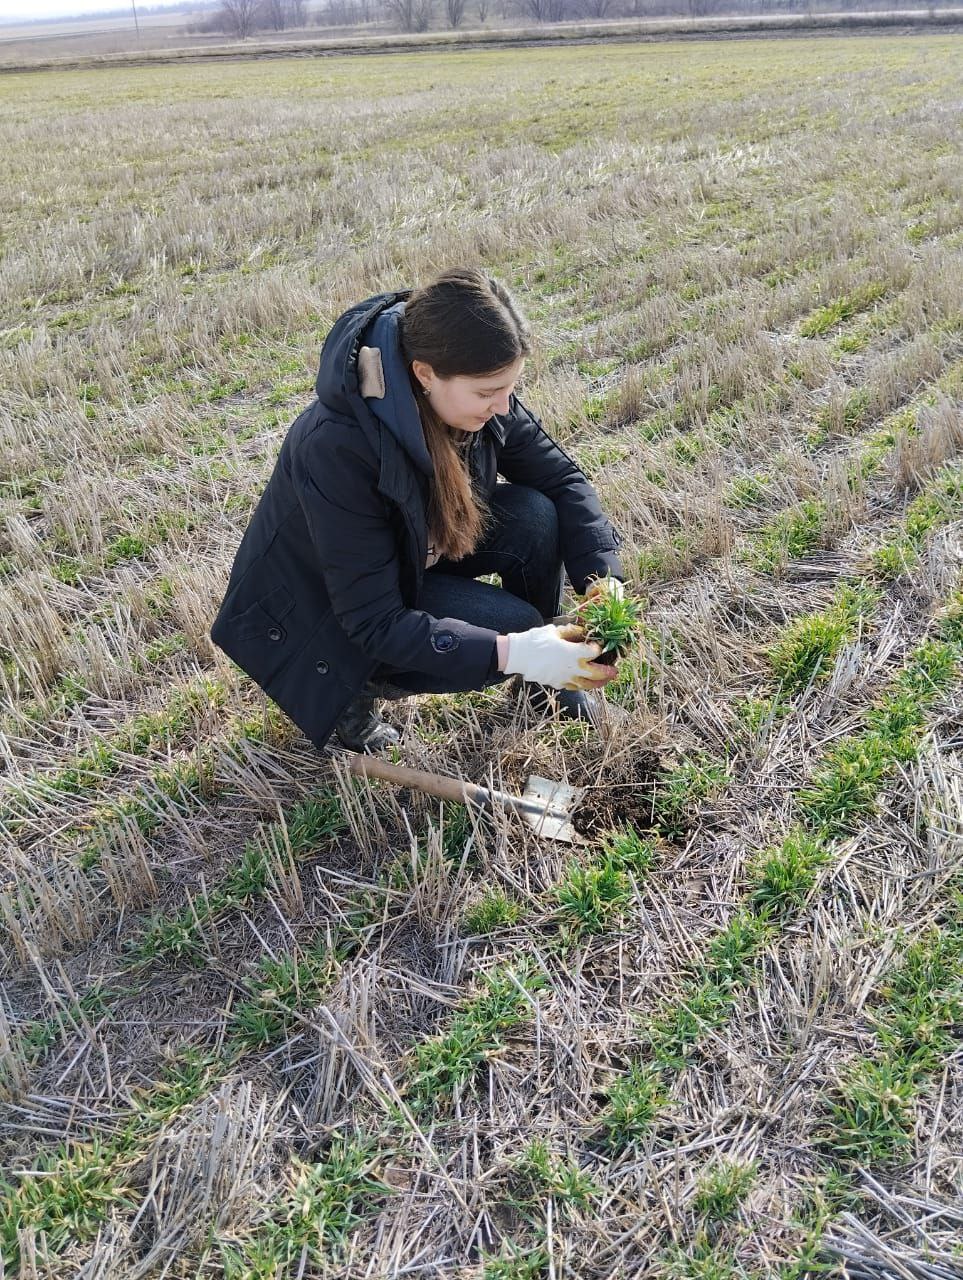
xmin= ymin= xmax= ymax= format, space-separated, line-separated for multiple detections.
xmin=228 ymin=585 xmax=296 ymax=642
xmin=214 ymin=585 xmax=299 ymax=688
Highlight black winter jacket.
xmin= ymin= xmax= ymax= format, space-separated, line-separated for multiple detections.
xmin=210 ymin=288 xmax=624 ymax=750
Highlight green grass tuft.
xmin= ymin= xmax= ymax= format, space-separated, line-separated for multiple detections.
xmin=872 ymin=538 xmax=918 ymax=580
xmin=768 ymin=581 xmax=879 ymax=696
xmin=651 ymin=754 xmax=728 ymax=839
xmin=692 ymin=1158 xmax=757 ymax=1221
xmin=872 ymin=926 xmax=963 ymax=1077
xmin=769 ymin=610 xmax=853 ymax=695
xmin=408 ymin=962 xmax=545 ymax=1109
xmin=752 ymin=499 xmax=826 ymax=574
xmin=798 ymin=731 xmax=894 ymax=838
xmin=799 ymin=282 xmax=886 ymax=337
xmin=820 ymin=1055 xmax=917 ymax=1165
xmin=463 ymin=886 xmax=523 ymax=934
xmin=482 ymin=1243 xmax=551 ymax=1279
xmin=0 ymin=1138 xmax=136 ymax=1267
xmin=936 ymin=589 xmax=963 ymax=646
xmin=554 ymin=851 xmax=632 ymax=938
xmin=748 ymin=829 xmax=832 ymax=915
xmin=663 ymin=1237 xmax=752 ymax=1279
xmin=218 ymin=1133 xmax=387 ymax=1274
xmin=504 ymin=1137 xmax=598 ymax=1220
xmin=734 ymin=694 xmax=786 ymax=735
xmin=645 ymin=981 xmax=734 ymax=1071
xmin=596 ymin=1060 xmax=667 ymax=1152
xmin=700 ymin=908 xmax=774 ymax=988
xmin=894 ymin=639 xmax=958 ymax=700
xmin=601 ymin=824 xmax=657 ymax=876
xmin=230 ymin=935 xmax=347 ymax=1050
xmin=723 ymin=472 xmax=770 ymax=509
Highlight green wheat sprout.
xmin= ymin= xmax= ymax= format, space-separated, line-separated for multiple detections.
xmin=574 ymin=578 xmax=643 ymax=659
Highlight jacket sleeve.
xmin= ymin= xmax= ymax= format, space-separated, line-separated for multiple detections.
xmin=495 ymin=395 xmax=625 ymax=594
xmin=290 ymin=423 xmax=499 ymax=688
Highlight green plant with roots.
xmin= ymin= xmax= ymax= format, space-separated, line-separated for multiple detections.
xmin=574 ymin=577 xmax=644 ymax=661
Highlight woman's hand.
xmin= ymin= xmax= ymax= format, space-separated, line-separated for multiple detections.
xmin=501 ymin=622 xmax=618 ymax=691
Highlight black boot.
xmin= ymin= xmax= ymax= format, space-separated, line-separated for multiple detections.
xmin=361 ymin=677 xmax=413 ymax=702
xmin=334 ymin=692 xmax=402 ymax=752
xmin=522 ymin=681 xmax=598 ymax=724
xmin=513 ymin=676 xmax=632 ymax=733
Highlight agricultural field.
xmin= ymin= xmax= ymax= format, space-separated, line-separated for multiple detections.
xmin=0 ymin=8 xmax=195 ymax=63
xmin=1 ymin=32 xmax=962 ymax=1278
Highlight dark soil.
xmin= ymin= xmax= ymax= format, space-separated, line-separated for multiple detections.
xmin=570 ymin=750 xmax=664 ymax=840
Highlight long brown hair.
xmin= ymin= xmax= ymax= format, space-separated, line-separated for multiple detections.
xmin=400 ymin=267 xmax=533 ymax=562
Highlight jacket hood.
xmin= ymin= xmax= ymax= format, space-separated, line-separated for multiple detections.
xmin=314 ymin=288 xmax=433 ymax=478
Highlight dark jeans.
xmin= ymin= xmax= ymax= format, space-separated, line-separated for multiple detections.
xmin=368 ymin=483 xmax=565 ymax=696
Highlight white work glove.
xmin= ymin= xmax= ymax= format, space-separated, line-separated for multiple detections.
xmin=504 ymin=623 xmax=610 ymax=692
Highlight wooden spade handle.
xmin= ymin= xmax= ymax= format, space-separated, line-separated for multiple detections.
xmin=347 ymin=754 xmax=497 ymax=810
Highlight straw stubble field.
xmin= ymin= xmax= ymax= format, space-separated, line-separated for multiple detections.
xmin=1 ymin=32 xmax=962 ymax=1278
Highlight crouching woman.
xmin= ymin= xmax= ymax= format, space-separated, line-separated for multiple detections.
xmin=210 ymin=266 xmax=627 ymax=753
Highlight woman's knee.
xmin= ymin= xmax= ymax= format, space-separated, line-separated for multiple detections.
xmin=416 ymin=571 xmax=542 ymax=635
xmin=497 ymin=593 xmax=544 ymax=634
xmin=493 ymin=484 xmax=559 ymax=541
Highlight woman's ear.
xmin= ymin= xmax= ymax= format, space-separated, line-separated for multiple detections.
xmin=411 ymin=359 xmax=434 ymax=385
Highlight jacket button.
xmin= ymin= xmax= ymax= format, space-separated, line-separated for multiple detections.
xmin=267 ymin=626 xmax=282 ymax=642
xmin=431 ymin=630 xmax=458 ymax=653
xmin=316 ymin=660 xmax=329 ymax=674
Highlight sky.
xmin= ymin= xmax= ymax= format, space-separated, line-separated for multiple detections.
xmin=0 ymin=0 xmax=186 ymax=23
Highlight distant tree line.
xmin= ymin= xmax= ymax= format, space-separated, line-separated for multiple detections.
xmin=190 ymin=0 xmax=957 ymax=38
xmin=206 ymin=0 xmax=303 ymax=36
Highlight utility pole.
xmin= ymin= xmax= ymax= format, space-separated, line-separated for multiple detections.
xmin=131 ymin=0 xmax=140 ymax=36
